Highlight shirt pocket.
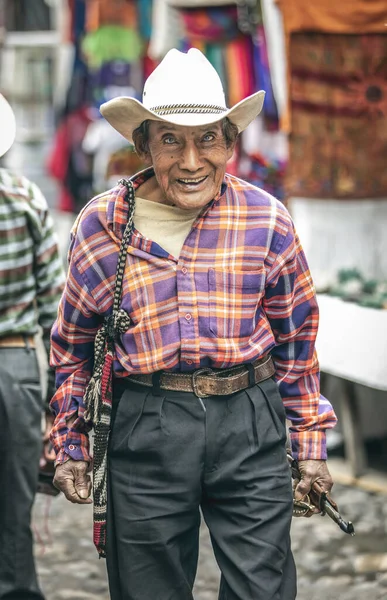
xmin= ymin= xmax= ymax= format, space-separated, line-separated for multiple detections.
xmin=208 ymin=267 xmax=266 ymax=339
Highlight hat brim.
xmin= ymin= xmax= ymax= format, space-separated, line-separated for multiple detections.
xmin=100 ymin=90 xmax=265 ymax=144
xmin=0 ymin=95 xmax=16 ymax=157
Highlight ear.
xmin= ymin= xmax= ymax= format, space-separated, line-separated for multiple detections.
xmin=226 ymin=138 xmax=237 ymax=161
xmin=140 ymin=151 xmax=153 ymax=167
xmin=133 ymin=143 xmax=152 ymax=166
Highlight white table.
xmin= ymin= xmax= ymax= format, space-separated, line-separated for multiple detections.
xmin=316 ymin=295 xmax=387 ymax=475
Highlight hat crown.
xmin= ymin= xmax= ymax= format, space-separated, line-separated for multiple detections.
xmin=0 ymin=94 xmax=16 ymax=157
xmin=142 ymin=48 xmax=227 ymax=111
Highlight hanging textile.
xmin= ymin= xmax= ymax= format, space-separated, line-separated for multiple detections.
xmin=276 ymin=0 xmax=387 ymax=37
xmin=277 ymin=0 xmax=387 ymax=130
xmin=179 ymin=5 xmax=239 ymax=43
xmin=225 ymin=35 xmax=255 ymax=106
xmin=82 ymin=25 xmax=144 ymax=69
xmin=86 ymin=0 xmax=137 ymax=31
xmin=177 ymin=5 xmax=256 ymax=107
xmin=137 ymin=0 xmax=154 ymax=41
xmin=286 ymin=32 xmax=387 ymax=199
xmin=252 ymin=24 xmax=278 ymax=127
xmin=48 ymin=108 xmax=93 ymax=213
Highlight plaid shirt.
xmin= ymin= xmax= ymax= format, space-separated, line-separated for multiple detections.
xmin=50 ymin=168 xmax=337 ymax=464
xmin=0 ymin=168 xmax=64 ymax=355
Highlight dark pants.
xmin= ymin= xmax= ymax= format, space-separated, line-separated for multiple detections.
xmin=107 ymin=377 xmax=296 ymax=600
xmin=0 ymin=348 xmax=45 ymax=600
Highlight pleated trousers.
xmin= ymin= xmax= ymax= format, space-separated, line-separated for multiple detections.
xmin=106 ymin=377 xmax=297 ymax=600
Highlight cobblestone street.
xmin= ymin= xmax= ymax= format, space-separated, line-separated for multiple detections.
xmin=33 ymin=480 xmax=387 ymax=600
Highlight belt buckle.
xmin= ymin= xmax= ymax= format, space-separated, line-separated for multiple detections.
xmin=191 ymin=368 xmax=214 ymax=398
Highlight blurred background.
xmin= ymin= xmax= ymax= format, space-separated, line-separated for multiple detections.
xmin=0 ymin=1 xmax=386 ymax=599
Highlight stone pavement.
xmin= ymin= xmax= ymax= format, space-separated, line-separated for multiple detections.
xmin=33 ymin=481 xmax=387 ymax=600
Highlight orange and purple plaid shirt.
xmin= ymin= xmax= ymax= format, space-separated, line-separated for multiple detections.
xmin=50 ymin=168 xmax=337 ymax=464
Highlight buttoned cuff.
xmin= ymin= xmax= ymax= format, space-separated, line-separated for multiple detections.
xmin=55 ymin=435 xmax=91 ymax=465
xmin=289 ymin=430 xmax=327 ymax=461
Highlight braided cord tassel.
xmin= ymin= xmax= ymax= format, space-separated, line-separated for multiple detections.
xmin=83 ymin=179 xmax=135 ymax=557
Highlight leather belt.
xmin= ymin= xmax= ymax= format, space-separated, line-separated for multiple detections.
xmin=127 ymin=355 xmax=275 ymax=398
xmin=0 ymin=334 xmax=36 ymax=349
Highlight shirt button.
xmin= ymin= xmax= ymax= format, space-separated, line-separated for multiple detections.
xmin=186 ymin=359 xmax=193 ymax=365
xmin=182 ymin=267 xmax=188 ymax=275
xmin=185 ymin=313 xmax=192 ymax=321
xmin=68 ymin=444 xmax=76 ymax=451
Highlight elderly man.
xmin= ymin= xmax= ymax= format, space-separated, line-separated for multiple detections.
xmin=50 ymin=49 xmax=337 ymax=600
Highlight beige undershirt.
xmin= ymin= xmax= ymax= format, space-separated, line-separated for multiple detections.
xmin=134 ymin=197 xmax=201 ymax=259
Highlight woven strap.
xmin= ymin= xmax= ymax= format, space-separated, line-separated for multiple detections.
xmin=83 ymin=178 xmax=135 ymax=557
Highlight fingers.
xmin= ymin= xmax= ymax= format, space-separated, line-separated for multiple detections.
xmin=74 ymin=469 xmax=92 ymax=501
xmin=294 ymin=476 xmax=313 ymax=502
xmin=54 ymin=460 xmax=92 ymax=505
xmin=293 ymin=459 xmax=334 ymax=518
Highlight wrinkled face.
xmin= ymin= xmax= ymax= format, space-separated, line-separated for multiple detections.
xmin=139 ymin=121 xmax=236 ymax=210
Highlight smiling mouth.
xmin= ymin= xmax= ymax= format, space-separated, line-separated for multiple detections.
xmin=176 ymin=176 xmax=208 ymax=187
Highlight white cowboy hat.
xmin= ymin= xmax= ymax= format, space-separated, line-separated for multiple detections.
xmin=0 ymin=94 xmax=16 ymax=158
xmin=100 ymin=48 xmax=265 ymax=143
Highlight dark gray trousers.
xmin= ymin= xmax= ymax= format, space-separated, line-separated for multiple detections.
xmin=107 ymin=377 xmax=296 ymax=600
xmin=0 ymin=348 xmax=45 ymax=600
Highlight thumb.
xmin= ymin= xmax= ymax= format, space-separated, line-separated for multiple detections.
xmin=74 ymin=470 xmax=91 ymax=499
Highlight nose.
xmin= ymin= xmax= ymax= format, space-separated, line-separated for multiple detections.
xmin=179 ymin=141 xmax=203 ymax=172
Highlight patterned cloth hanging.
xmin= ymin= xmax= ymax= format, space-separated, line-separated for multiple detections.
xmin=286 ymin=32 xmax=387 ymax=199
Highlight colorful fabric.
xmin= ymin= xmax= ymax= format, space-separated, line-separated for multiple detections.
xmin=50 ymin=168 xmax=337 ymax=466
xmin=277 ymin=0 xmax=387 ymax=131
xmin=276 ymin=0 xmax=387 ymax=36
xmin=241 ymin=152 xmax=286 ymax=201
xmin=85 ymin=0 xmax=137 ymax=32
xmin=253 ymin=25 xmax=279 ymax=127
xmin=137 ymin=0 xmax=153 ymax=40
xmin=0 ymin=169 xmax=65 ymax=354
xmin=225 ymin=35 xmax=255 ymax=106
xmin=47 ymin=108 xmax=93 ymax=213
xmin=179 ymin=6 xmax=239 ymax=43
xmin=81 ymin=25 xmax=144 ymax=69
xmin=286 ymin=32 xmax=387 ymax=199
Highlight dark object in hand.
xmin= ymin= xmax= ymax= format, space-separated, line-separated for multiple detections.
xmin=37 ymin=469 xmax=61 ymax=497
xmin=287 ymin=452 xmax=355 ymax=535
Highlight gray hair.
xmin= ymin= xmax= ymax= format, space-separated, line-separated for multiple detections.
xmin=132 ymin=117 xmax=239 ymax=155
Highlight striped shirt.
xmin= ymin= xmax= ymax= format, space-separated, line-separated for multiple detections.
xmin=0 ymin=168 xmax=65 ymax=357
xmin=50 ymin=168 xmax=337 ymax=464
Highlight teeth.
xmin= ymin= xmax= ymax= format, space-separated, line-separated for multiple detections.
xmin=179 ymin=177 xmax=206 ymax=183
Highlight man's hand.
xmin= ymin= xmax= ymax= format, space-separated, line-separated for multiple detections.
xmin=293 ymin=459 xmax=333 ymax=516
xmin=54 ymin=459 xmax=92 ymax=504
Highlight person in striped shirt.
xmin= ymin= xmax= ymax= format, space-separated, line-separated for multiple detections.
xmin=0 ymin=94 xmax=65 ymax=600
xmin=51 ymin=49 xmax=337 ymax=600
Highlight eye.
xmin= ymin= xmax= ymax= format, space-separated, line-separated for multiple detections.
xmin=162 ymin=135 xmax=177 ymax=145
xmin=202 ymin=133 xmax=215 ymax=142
